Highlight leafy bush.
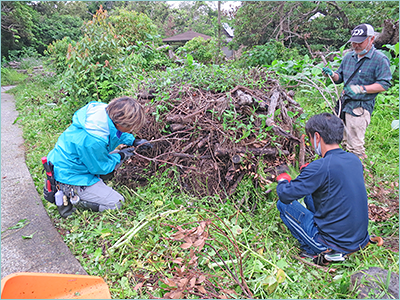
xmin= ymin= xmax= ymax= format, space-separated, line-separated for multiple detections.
xmin=32 ymin=13 xmax=84 ymax=55
xmin=129 ymin=41 xmax=174 ymax=72
xmin=7 ymin=46 xmax=42 ymax=61
xmin=381 ymin=42 xmax=399 ymax=84
xmin=5 ymin=46 xmax=44 ymax=71
xmin=46 ymin=6 xmax=173 ymax=106
xmin=150 ymin=55 xmax=268 ymax=93
xmin=59 ymin=6 xmax=130 ymax=105
xmin=45 ymin=37 xmax=76 ymax=74
xmin=177 ymin=37 xmax=222 ymax=65
xmin=109 ymin=8 xmax=161 ymax=46
xmin=240 ymin=40 xmax=301 ymax=68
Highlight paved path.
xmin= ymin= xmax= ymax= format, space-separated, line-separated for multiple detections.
xmin=1 ymin=86 xmax=86 ymax=278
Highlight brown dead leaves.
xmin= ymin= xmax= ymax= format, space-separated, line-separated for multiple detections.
xmin=368 ymin=203 xmax=395 ymax=222
xmin=161 ymin=274 xmax=210 ymax=299
xmin=162 ymin=221 xmax=211 ymax=298
xmin=156 ymin=220 xmax=238 ymax=299
xmin=171 ymin=220 xmax=210 ymax=254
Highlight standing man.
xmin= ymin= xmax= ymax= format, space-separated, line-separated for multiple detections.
xmin=276 ymin=113 xmax=371 ymax=265
xmin=322 ymin=24 xmax=392 ymax=159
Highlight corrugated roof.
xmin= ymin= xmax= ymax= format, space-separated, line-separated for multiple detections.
xmin=162 ymin=30 xmax=212 ymax=42
xmin=223 ymin=23 xmax=234 ymax=37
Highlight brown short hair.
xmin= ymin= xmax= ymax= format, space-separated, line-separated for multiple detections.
xmin=106 ymin=96 xmax=145 ymax=133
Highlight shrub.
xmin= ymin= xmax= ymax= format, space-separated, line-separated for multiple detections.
xmin=45 ymin=37 xmax=76 ymax=74
xmin=50 ymin=6 xmax=172 ymax=106
xmin=177 ymin=37 xmax=222 ymax=65
xmin=108 ymin=8 xmax=161 ymax=46
xmin=240 ymin=40 xmax=301 ymax=67
xmin=59 ymin=6 xmax=128 ymax=105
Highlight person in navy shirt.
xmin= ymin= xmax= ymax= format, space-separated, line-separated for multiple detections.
xmin=276 ymin=113 xmax=370 ymax=264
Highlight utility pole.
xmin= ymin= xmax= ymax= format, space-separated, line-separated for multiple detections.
xmin=216 ymin=1 xmax=221 ymax=64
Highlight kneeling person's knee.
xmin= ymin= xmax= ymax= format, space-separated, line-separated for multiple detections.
xmin=99 ymin=198 xmax=124 ymax=212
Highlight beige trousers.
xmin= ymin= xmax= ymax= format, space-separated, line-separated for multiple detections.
xmin=343 ymin=107 xmax=371 ymax=157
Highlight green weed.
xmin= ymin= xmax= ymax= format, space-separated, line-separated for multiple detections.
xmin=1 ymin=67 xmax=28 ymax=85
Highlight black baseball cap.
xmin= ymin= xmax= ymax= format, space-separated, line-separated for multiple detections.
xmin=349 ymin=24 xmax=375 ymax=43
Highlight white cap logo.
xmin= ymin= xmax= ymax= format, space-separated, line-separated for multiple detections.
xmin=352 ymin=29 xmax=364 ymax=36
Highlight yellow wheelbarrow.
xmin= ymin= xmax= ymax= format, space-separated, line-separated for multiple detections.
xmin=1 ymin=272 xmax=111 ymax=299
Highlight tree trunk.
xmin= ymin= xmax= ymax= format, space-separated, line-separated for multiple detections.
xmin=374 ymin=19 xmax=399 ymax=49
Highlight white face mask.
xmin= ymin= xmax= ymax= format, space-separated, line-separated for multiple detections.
xmin=313 ymin=133 xmax=322 ymax=156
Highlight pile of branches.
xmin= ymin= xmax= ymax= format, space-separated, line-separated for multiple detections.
xmin=115 ymin=71 xmax=312 ymax=198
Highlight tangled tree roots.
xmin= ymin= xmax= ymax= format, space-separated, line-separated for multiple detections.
xmin=115 ymin=71 xmax=312 ymax=198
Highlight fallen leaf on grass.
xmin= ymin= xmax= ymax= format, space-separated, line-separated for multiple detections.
xmin=180 ymin=242 xmax=192 ymax=249
xmin=197 ymin=275 xmax=206 ymax=284
xmin=164 ymin=290 xmax=183 ymax=299
xmin=276 ymin=269 xmax=286 ymax=283
xmin=197 ymin=285 xmax=207 ymax=294
xmin=189 ymin=276 xmax=196 ymax=288
xmin=162 ymin=278 xmax=178 ymax=287
xmin=171 ymin=231 xmax=184 ymax=240
xmin=177 ymin=278 xmax=189 ymax=289
xmin=172 ymin=258 xmax=183 ymax=264
xmin=133 ymin=282 xmax=144 ymax=291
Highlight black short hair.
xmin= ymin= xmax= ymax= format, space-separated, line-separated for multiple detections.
xmin=305 ymin=113 xmax=344 ymax=144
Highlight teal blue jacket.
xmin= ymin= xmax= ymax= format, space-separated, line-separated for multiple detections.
xmin=47 ymin=101 xmax=135 ymax=186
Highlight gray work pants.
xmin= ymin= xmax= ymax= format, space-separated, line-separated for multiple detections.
xmin=77 ymin=179 xmax=125 ymax=212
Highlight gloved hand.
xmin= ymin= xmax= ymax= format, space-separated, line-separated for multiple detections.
xmin=118 ymin=147 xmax=135 ymax=161
xmin=300 ymin=163 xmax=310 ymax=171
xmin=344 ymin=85 xmax=356 ymax=97
xmin=277 ymin=173 xmax=292 ymax=183
xmin=322 ymin=67 xmax=333 ymax=77
xmin=133 ymin=138 xmax=153 ymax=151
xmin=349 ymin=85 xmax=365 ymax=94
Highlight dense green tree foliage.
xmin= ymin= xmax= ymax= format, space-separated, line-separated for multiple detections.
xmin=230 ymin=1 xmax=399 ymax=54
xmin=31 ymin=14 xmax=84 ymax=55
xmin=1 ymin=1 xmax=36 ymax=58
xmin=1 ymin=1 xmax=398 ymax=62
xmin=1 ymin=1 xmax=86 ymax=59
xmin=109 ymin=7 xmax=161 ymax=46
xmin=46 ymin=6 xmax=172 ymax=106
xmin=173 ymin=1 xmax=219 ymax=37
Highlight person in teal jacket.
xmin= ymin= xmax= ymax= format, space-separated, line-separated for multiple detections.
xmin=46 ymin=96 xmax=150 ymax=216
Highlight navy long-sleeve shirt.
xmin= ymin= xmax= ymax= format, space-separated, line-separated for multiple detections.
xmin=277 ymin=148 xmax=370 ymax=252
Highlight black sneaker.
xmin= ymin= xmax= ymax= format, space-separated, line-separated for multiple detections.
xmin=299 ymin=251 xmax=316 ymax=259
xmin=313 ymin=254 xmax=330 ymax=266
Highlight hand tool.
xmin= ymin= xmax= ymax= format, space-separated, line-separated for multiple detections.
xmin=41 ymin=157 xmax=55 ymax=192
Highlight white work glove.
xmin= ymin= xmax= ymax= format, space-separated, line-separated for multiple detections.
xmin=349 ymin=85 xmax=365 ymax=94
